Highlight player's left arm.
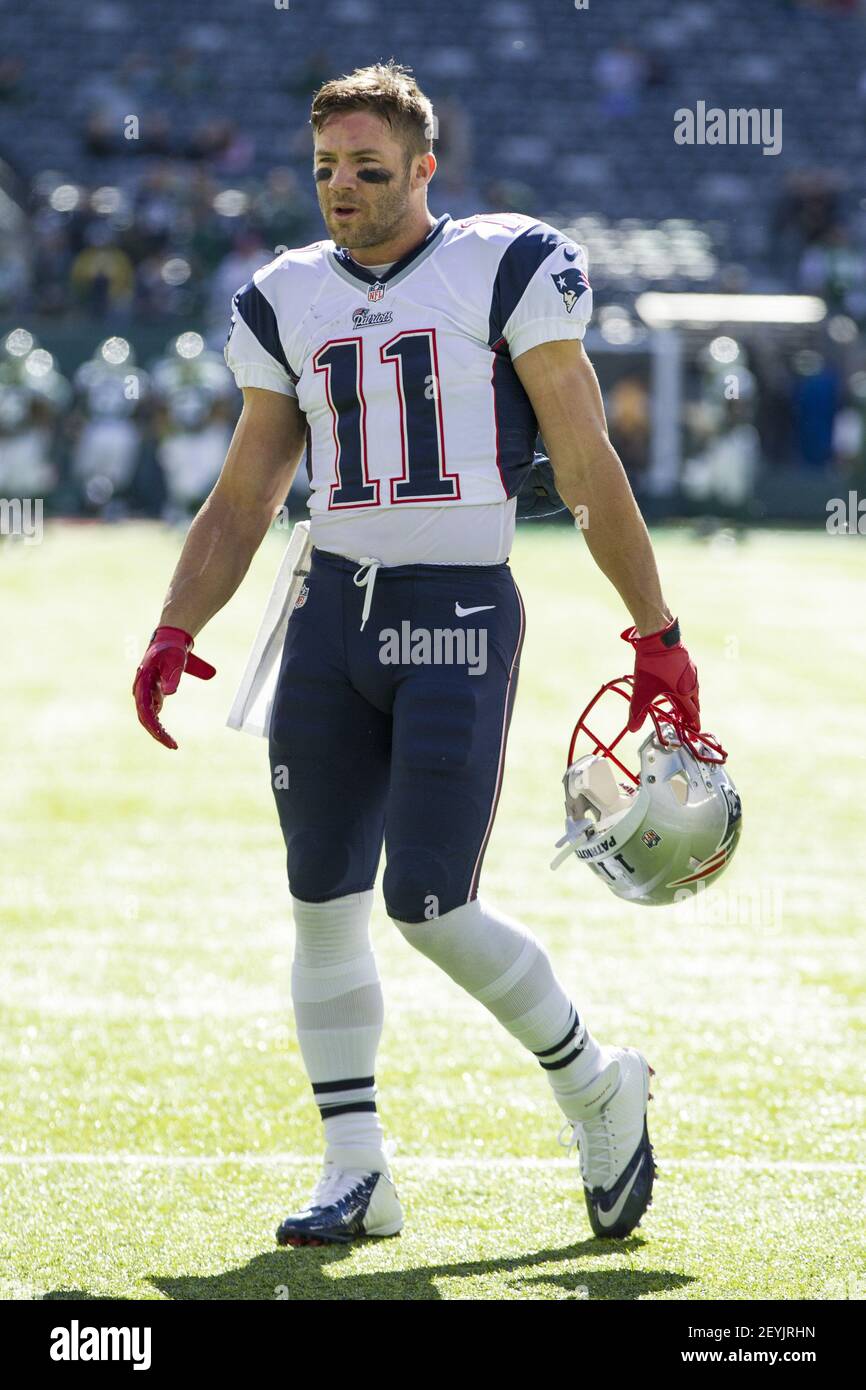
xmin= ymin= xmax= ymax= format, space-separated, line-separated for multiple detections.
xmin=514 ymin=337 xmax=669 ymax=635
xmin=513 ymin=337 xmax=700 ymax=729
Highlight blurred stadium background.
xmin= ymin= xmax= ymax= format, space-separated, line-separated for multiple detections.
xmin=1 ymin=0 xmax=865 ymax=529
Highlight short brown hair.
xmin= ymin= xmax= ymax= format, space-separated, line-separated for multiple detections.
xmin=310 ymin=60 xmax=434 ymax=165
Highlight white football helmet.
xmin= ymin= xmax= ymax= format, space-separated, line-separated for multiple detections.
xmin=551 ymin=676 xmax=742 ymax=906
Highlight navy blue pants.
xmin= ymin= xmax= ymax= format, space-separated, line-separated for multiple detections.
xmin=268 ymin=547 xmax=525 ymax=923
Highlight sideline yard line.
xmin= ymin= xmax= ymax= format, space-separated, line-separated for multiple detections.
xmin=0 ymin=1154 xmax=863 ymax=1173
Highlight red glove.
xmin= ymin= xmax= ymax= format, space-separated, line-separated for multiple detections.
xmin=621 ymin=616 xmax=700 ymax=733
xmin=133 ymin=625 xmax=216 ymax=750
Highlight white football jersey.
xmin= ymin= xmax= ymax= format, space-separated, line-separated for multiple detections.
xmin=224 ymin=212 xmax=592 ymax=565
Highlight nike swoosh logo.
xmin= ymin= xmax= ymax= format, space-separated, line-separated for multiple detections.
xmin=455 ymin=603 xmax=495 ymax=617
xmin=595 ymin=1153 xmax=646 ymax=1229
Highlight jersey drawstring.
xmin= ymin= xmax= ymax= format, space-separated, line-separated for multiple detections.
xmin=352 ymin=557 xmax=383 ymax=632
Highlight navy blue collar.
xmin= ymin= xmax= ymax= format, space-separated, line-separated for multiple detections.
xmin=333 ymin=214 xmax=450 ymax=286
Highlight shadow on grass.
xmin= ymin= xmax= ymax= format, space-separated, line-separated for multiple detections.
xmin=136 ymin=1238 xmax=696 ymax=1301
xmin=40 ymin=1292 xmax=128 ymax=1300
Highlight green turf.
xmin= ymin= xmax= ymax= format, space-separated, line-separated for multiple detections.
xmin=2 ymin=521 xmax=865 ymax=1300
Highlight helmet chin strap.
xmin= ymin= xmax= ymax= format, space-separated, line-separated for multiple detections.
xmin=550 ymin=816 xmax=596 ymax=871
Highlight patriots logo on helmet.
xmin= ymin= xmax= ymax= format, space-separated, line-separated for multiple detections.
xmin=551 ymin=267 xmax=590 ymax=314
xmin=722 ymin=784 xmax=742 ymax=829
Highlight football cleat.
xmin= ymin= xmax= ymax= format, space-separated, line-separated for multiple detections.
xmin=276 ymin=1155 xmax=404 ymax=1247
xmin=558 ymin=1046 xmax=657 ymax=1239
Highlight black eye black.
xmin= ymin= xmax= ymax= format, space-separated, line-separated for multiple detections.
xmin=357 ymin=168 xmax=391 ymax=183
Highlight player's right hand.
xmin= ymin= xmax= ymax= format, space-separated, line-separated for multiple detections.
xmin=133 ymin=625 xmax=216 ymax=750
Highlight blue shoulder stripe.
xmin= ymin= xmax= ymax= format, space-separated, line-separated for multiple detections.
xmin=233 ymin=280 xmax=298 ymax=382
xmin=488 ymin=222 xmax=566 ymax=351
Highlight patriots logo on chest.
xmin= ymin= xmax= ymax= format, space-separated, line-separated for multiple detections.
xmin=352 ymin=306 xmax=394 ymax=328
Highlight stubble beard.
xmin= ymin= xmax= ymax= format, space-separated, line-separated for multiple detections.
xmin=323 ymin=173 xmax=413 ymax=251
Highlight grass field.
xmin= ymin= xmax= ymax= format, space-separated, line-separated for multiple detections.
xmin=2 ymin=520 xmax=865 ymax=1301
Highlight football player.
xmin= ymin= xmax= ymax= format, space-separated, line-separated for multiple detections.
xmin=133 ymin=61 xmax=700 ymax=1246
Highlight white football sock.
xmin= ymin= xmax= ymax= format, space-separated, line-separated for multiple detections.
xmin=291 ymin=891 xmax=389 ymax=1171
xmin=391 ymin=896 xmax=605 ymax=1123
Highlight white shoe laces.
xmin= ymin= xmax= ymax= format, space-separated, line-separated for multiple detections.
xmin=308 ymin=1138 xmax=398 ymax=1209
xmin=308 ymin=1161 xmax=361 ymax=1209
xmin=558 ymin=1110 xmax=617 ymax=1188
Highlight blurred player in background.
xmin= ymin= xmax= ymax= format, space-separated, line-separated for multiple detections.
xmin=0 ymin=330 xmax=67 ymax=503
xmin=151 ymin=331 xmax=236 ymax=522
xmin=70 ymin=338 xmax=148 ymax=517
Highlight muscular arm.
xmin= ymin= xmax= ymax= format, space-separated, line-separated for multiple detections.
xmin=513 ymin=339 xmax=673 ymax=637
xmin=158 ymin=387 xmax=307 ymax=637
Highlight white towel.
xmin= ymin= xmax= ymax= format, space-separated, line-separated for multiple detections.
xmin=225 ymin=520 xmax=313 ymax=739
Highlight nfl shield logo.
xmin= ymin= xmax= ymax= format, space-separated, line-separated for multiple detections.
xmin=642 ymin=828 xmax=662 ymax=849
xmin=368 ymin=280 xmax=386 ymax=302
xmin=294 ymin=582 xmax=309 ymax=611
